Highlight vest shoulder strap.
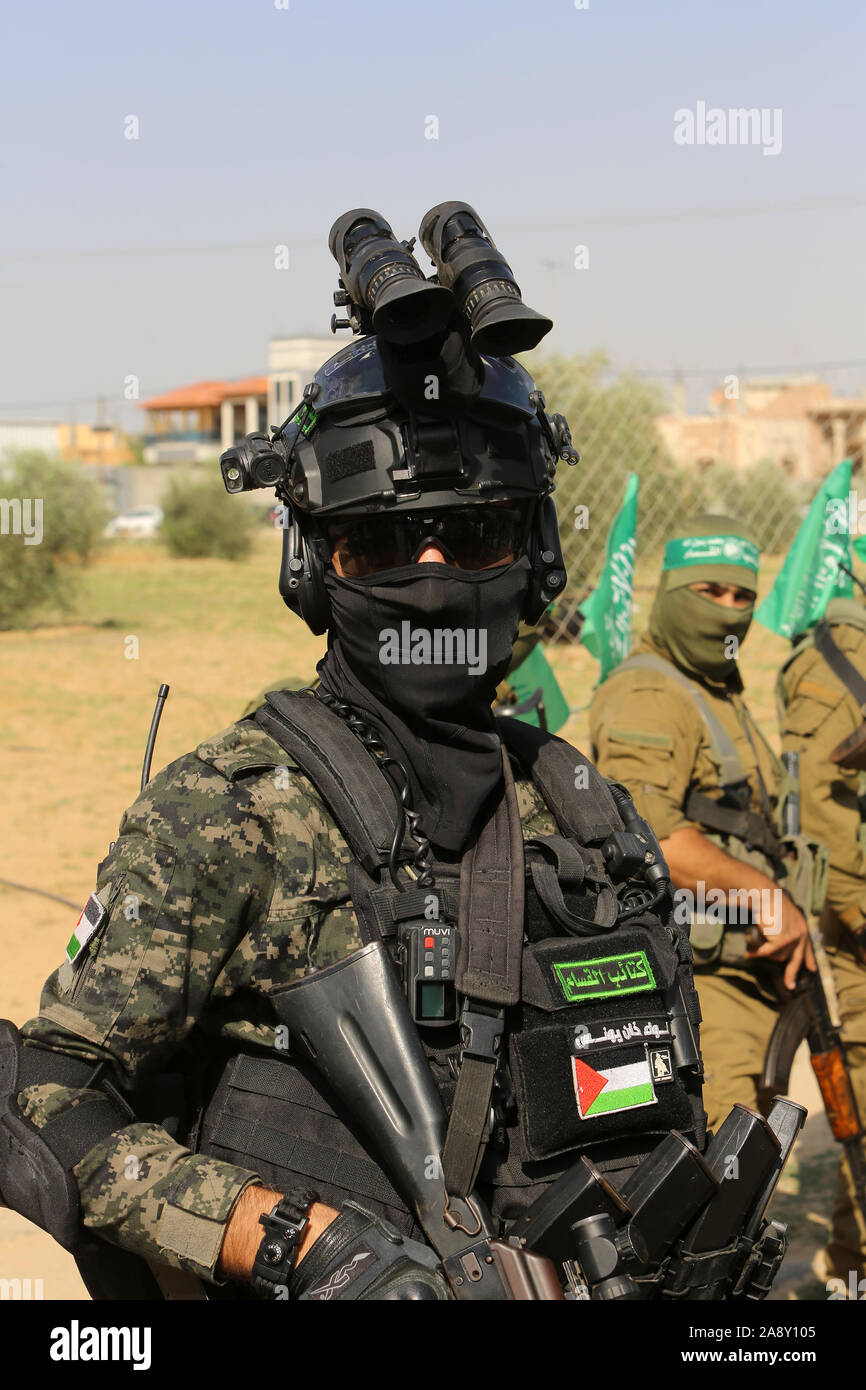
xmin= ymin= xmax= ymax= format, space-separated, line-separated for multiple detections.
xmin=495 ymin=714 xmax=624 ymax=842
xmin=614 ymin=657 xmax=784 ymax=860
xmin=255 ymin=689 xmax=627 ymax=871
xmin=615 ymin=652 xmax=746 ymax=787
xmin=252 ymin=689 xmax=398 ymax=874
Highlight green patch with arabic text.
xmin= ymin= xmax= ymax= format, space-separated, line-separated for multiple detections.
xmin=553 ymin=950 xmax=656 ymax=1003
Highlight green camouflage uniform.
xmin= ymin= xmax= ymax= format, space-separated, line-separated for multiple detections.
xmin=779 ymin=599 xmax=866 ymax=1281
xmin=18 ymin=717 xmax=558 ymax=1284
xmin=589 ymin=631 xmax=785 ymax=1131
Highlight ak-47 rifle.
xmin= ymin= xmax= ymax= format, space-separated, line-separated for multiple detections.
xmin=761 ymin=750 xmax=866 ymax=1218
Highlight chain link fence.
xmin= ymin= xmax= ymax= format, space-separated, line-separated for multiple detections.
xmin=526 ymin=354 xmax=866 ymax=642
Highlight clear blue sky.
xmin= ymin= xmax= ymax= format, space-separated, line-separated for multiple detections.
xmin=2 ymin=0 xmax=864 ymax=424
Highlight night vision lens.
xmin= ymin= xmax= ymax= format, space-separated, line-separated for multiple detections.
xmin=419 ymin=202 xmax=552 ymax=356
xmin=329 ymin=208 xmax=454 ymax=345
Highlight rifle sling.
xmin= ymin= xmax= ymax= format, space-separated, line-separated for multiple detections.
xmin=814 ymin=620 xmax=866 ymax=711
xmin=684 ymin=789 xmax=784 ymax=863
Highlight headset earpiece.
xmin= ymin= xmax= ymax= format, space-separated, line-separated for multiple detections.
xmin=278 ymin=506 xmax=331 ymax=635
xmin=524 ymin=495 xmax=568 ymax=625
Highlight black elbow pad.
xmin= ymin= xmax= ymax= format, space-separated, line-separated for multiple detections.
xmin=0 ymin=1020 xmax=135 ymax=1251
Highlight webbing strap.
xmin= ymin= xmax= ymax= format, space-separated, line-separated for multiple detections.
xmin=440 ymin=1054 xmax=496 ymax=1200
xmin=615 ymin=653 xmax=746 ymax=787
xmin=442 ymin=751 xmax=525 ymax=1200
xmin=10 ymin=1039 xmax=135 ymax=1168
xmin=528 ymin=858 xmax=618 ymax=935
xmin=455 ymin=747 xmax=525 ymax=1006
xmin=30 ymin=1093 xmax=133 ymax=1170
xmin=814 ymin=621 xmax=866 ymax=711
xmin=253 ymin=689 xmax=399 ymax=873
xmin=17 ymin=1045 xmax=99 ymax=1092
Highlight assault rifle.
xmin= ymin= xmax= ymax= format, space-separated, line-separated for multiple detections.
xmin=271 ymin=938 xmax=804 ymax=1300
xmin=761 ymin=751 xmax=866 ymax=1220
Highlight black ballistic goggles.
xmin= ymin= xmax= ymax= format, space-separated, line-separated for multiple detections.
xmin=326 ymin=502 xmax=530 ymax=578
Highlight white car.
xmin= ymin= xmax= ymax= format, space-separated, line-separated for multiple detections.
xmin=105 ymin=506 xmax=164 ymax=539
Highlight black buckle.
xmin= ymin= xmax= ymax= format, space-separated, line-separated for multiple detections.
xmin=459 ymin=1002 xmax=504 ymax=1064
xmin=251 ymin=1190 xmax=316 ymax=1299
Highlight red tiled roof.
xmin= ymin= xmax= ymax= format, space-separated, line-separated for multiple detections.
xmin=141 ymin=377 xmax=268 ymax=410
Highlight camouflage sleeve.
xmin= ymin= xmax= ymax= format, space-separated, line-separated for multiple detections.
xmin=782 ymin=669 xmax=866 ymax=920
xmin=19 ymin=1087 xmax=261 ymax=1283
xmin=589 ymin=679 xmax=702 ymax=841
xmin=17 ymin=747 xmax=291 ymax=1282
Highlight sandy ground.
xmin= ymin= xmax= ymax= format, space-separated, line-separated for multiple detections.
xmin=0 ymin=538 xmax=843 ymax=1299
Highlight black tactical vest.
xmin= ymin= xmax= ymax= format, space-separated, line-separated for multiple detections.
xmin=196 ymin=691 xmax=705 ymax=1238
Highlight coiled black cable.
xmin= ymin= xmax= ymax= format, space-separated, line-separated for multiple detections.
xmin=315 ymin=689 xmax=435 ymax=891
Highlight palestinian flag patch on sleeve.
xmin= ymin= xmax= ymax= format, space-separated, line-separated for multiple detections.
xmin=65 ymin=893 xmax=106 ymax=969
xmin=572 ymin=1044 xmax=657 ymax=1120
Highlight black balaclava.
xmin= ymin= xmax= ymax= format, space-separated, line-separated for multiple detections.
xmin=317 ymin=554 xmax=532 ymax=852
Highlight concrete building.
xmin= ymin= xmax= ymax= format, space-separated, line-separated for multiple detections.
xmin=658 ymin=377 xmax=866 ymax=480
xmin=139 ymin=338 xmax=337 ymax=463
xmin=267 ymin=336 xmax=340 ymax=426
xmin=0 ymin=419 xmax=131 ymax=465
xmin=0 ymin=420 xmax=62 ymax=458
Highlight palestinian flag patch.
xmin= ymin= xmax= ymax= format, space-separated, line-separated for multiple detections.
xmin=572 ymin=1048 xmax=657 ymax=1119
xmin=65 ymin=893 xmax=106 ymax=968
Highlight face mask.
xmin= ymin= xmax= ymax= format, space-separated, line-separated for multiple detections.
xmin=650 ymin=585 xmax=754 ymax=683
xmin=323 ymin=557 xmax=531 ymax=717
xmin=317 ymin=557 xmax=531 ymax=852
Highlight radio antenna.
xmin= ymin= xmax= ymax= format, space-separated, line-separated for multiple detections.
xmin=141 ymin=683 xmax=170 ymax=790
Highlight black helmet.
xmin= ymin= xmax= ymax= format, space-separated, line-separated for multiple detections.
xmin=220 ymin=206 xmax=579 ymax=634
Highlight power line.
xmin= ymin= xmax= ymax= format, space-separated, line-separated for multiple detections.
xmin=0 ymin=877 xmax=80 ymax=911
xmin=2 ymin=194 xmax=863 ymax=264
xmin=0 ymin=358 xmax=864 ymax=418
xmin=626 ymin=358 xmax=866 ymax=380
xmin=559 ymin=194 xmax=866 ymax=230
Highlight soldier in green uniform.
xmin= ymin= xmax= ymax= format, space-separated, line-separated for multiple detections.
xmin=590 ymin=516 xmax=815 ymax=1134
xmin=779 ymin=594 xmax=866 ymax=1286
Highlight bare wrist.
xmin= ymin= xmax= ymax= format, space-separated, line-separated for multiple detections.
xmin=216 ymin=1185 xmax=340 ymax=1283
xmin=217 ymin=1184 xmax=284 ymax=1282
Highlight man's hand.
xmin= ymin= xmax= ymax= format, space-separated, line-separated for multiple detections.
xmin=661 ymin=826 xmax=816 ymax=992
xmin=289 ymin=1201 xmax=451 ymax=1301
xmin=745 ymin=892 xmax=816 ymax=992
xmin=216 ymin=1184 xmax=340 ymax=1283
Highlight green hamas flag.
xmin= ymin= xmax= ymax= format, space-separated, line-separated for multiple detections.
xmin=755 ymin=459 xmax=855 ymax=639
xmin=579 ymin=473 xmax=638 ymax=681
xmin=506 ymin=642 xmax=571 ymax=733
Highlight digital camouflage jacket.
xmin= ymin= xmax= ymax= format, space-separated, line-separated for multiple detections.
xmin=19 ymin=716 xmax=559 ymax=1284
